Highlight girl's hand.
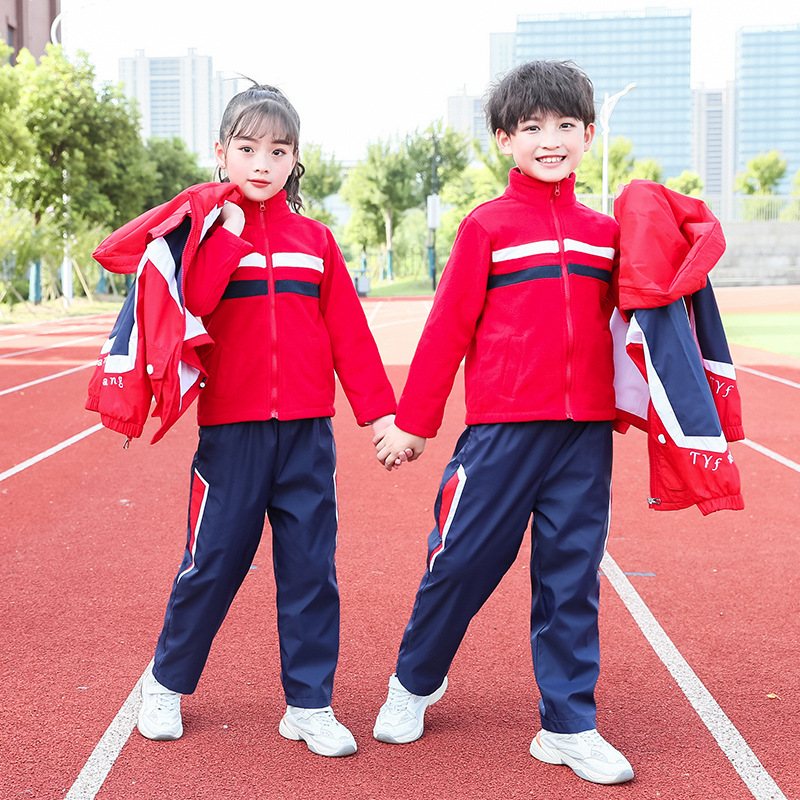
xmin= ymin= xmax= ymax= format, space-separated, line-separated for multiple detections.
xmin=374 ymin=423 xmax=425 ymax=471
xmin=219 ymin=202 xmax=245 ymax=237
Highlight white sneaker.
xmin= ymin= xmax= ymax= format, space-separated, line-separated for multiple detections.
xmin=373 ymin=673 xmax=448 ymax=744
xmin=530 ymin=728 xmax=634 ymax=784
xmin=137 ymin=668 xmax=183 ymax=741
xmin=279 ymin=706 xmax=357 ymax=757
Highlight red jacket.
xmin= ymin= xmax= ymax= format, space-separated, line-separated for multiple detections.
xmin=87 ymin=183 xmax=395 ymax=441
xmin=186 ymin=190 xmax=395 ymax=427
xmin=395 ymin=169 xmax=619 ymax=438
xmin=612 ymin=180 xmax=744 ymax=514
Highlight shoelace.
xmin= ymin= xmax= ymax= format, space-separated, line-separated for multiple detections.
xmin=307 ymin=707 xmax=341 ymax=732
xmin=384 ymin=685 xmax=412 ymax=715
xmin=153 ymin=690 xmax=180 ymax=715
xmin=575 ymin=729 xmax=615 ymax=760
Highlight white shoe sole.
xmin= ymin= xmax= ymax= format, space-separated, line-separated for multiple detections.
xmin=279 ymin=715 xmax=357 ymax=757
xmin=373 ymin=676 xmax=448 ymax=745
xmin=529 ymin=736 xmax=634 ymax=785
xmin=136 ymin=711 xmax=183 ymax=741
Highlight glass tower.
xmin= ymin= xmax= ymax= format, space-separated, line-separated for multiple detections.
xmin=735 ymin=25 xmax=800 ymax=193
xmin=513 ymin=9 xmax=693 ymax=181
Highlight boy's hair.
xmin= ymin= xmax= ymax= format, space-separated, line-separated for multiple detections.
xmin=486 ymin=60 xmax=596 ymax=135
xmin=216 ymin=81 xmax=305 ymax=212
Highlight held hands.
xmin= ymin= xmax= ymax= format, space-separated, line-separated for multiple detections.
xmin=373 ymin=421 xmax=426 ymax=472
xmin=219 ymin=201 xmax=245 ymax=237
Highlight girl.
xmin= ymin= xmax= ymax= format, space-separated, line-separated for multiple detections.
xmin=134 ymin=84 xmax=397 ymax=756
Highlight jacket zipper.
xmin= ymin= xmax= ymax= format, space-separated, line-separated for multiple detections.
xmin=550 ymin=180 xmax=574 ymax=419
xmin=260 ymin=201 xmax=280 ymax=418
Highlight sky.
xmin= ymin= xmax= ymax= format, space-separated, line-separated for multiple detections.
xmin=58 ymin=0 xmax=800 ymax=162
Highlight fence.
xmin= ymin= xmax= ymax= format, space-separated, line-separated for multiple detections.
xmin=578 ymin=194 xmax=800 ymax=223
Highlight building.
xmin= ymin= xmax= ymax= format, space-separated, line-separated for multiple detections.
xmin=1 ymin=0 xmax=59 ymax=62
xmin=489 ymin=32 xmax=515 ymax=82
xmin=119 ymin=49 xmax=243 ymax=168
xmin=446 ymin=87 xmax=490 ymax=151
xmin=735 ymin=24 xmax=800 ymax=193
xmin=693 ymin=83 xmax=735 ymax=200
xmin=494 ymin=9 xmax=693 ymax=181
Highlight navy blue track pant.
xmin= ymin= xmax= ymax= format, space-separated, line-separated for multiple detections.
xmin=153 ymin=419 xmax=339 ymax=707
xmin=395 ymin=420 xmax=613 ymax=734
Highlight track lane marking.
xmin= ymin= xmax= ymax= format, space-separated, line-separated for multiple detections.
xmin=602 ymin=553 xmax=787 ymax=800
xmin=0 ymin=362 xmax=95 ymax=397
xmin=737 ymin=366 xmax=800 ymax=390
xmin=740 ymin=438 xmax=800 ymax=474
xmin=0 ymin=424 xmax=104 ymax=483
xmin=366 ymin=301 xmax=384 ymax=325
xmin=64 ymin=667 xmax=148 ymax=800
xmin=0 ymin=334 xmax=101 ymax=360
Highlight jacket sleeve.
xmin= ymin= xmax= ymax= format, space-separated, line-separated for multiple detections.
xmin=183 ymin=225 xmax=252 ymax=316
xmin=395 ymin=215 xmax=492 ymax=438
xmin=318 ymin=229 xmax=396 ymax=425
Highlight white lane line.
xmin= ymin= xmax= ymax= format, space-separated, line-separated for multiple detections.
xmin=0 ymin=424 xmax=104 ymax=483
xmin=371 ymin=315 xmax=431 ymax=330
xmin=740 ymin=438 xmax=800 ymax=474
xmin=737 ymin=366 xmax=800 ymax=390
xmin=602 ymin=553 xmax=787 ymax=800
xmin=0 ymin=362 xmax=95 ymax=397
xmin=0 ymin=333 xmax=26 ymax=343
xmin=0 ymin=334 xmax=101 ymax=360
xmin=64 ymin=667 xmax=146 ymax=800
xmin=366 ymin=301 xmax=384 ymax=326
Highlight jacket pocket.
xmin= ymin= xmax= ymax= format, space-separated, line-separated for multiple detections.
xmin=500 ymin=335 xmax=524 ymax=398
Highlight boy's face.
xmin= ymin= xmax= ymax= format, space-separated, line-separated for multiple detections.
xmin=496 ymin=113 xmax=595 ymax=184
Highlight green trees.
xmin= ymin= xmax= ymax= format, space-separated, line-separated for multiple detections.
xmin=666 ymin=171 xmax=704 ymax=197
xmin=143 ymin=137 xmax=212 ymax=209
xmin=735 ymin=150 xmax=788 ymax=195
xmin=0 ymin=45 xmax=208 ymax=305
xmin=300 ymin=144 xmax=344 ymax=226
xmin=575 ymin=136 xmax=664 ymax=195
xmin=340 ymin=125 xmax=470 ymax=280
xmin=734 ymin=151 xmax=790 ymax=221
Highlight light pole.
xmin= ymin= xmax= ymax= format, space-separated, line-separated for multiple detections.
xmin=597 ymin=82 xmax=636 ymax=216
xmin=426 ymin=132 xmax=440 ymax=291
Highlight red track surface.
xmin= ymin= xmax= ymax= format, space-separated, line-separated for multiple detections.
xmin=1 ymin=294 xmax=798 ymax=800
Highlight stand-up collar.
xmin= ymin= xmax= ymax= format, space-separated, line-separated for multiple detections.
xmin=504 ymin=168 xmax=577 ymax=206
xmin=238 ymin=189 xmax=292 ymax=220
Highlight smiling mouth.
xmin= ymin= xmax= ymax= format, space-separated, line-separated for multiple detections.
xmin=537 ymin=156 xmax=566 ymax=164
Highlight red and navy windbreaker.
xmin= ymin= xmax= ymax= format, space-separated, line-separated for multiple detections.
xmin=395 ymin=169 xmax=619 ymax=438
xmin=86 ymin=183 xmax=248 ymax=442
xmin=612 ymin=180 xmax=744 ymax=514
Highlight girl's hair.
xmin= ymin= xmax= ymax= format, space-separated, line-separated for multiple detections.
xmin=215 ymin=82 xmax=305 ymax=212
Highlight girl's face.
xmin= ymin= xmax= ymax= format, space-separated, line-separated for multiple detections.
xmin=215 ymin=129 xmax=298 ymax=203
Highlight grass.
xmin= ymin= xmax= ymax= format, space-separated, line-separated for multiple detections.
xmin=366 ymin=277 xmax=435 ymax=297
xmin=721 ymin=313 xmax=800 ymax=359
xmin=2 ymin=295 xmax=798 ymax=362
xmin=0 ymin=296 xmax=123 ymax=326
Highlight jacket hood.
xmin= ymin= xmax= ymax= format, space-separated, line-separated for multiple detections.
xmin=613 ymin=179 xmax=726 ymax=311
xmin=93 ymin=182 xmax=243 ymax=274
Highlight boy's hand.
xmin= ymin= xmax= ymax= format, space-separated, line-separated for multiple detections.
xmin=219 ymin=202 xmax=245 ymax=237
xmin=374 ymin=423 xmax=426 ymax=471
xmin=370 ymin=416 xmax=414 ymax=470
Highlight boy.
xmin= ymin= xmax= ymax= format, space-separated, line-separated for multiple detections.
xmin=372 ymin=61 xmax=633 ymax=785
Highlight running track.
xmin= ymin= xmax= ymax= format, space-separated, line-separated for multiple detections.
xmin=1 ymin=292 xmax=798 ymax=800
